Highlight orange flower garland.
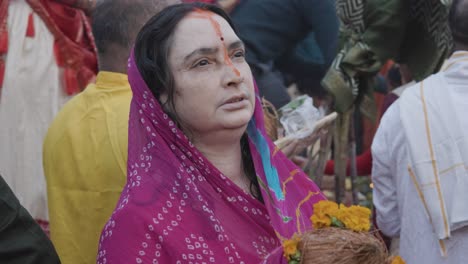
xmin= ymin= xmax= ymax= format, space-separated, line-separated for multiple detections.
xmin=310 ymin=201 xmax=371 ymax=232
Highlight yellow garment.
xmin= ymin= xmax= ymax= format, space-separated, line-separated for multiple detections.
xmin=43 ymin=72 xmax=131 ymax=264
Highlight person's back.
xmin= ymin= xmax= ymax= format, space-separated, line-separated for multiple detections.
xmin=43 ymin=71 xmax=130 ymax=263
xmin=230 ymin=0 xmax=338 ymax=108
xmin=43 ymin=0 xmax=179 ymax=263
xmin=372 ymin=1 xmax=468 ymax=262
xmin=373 ymin=57 xmax=468 ymax=262
xmin=230 ymin=0 xmax=337 ymax=67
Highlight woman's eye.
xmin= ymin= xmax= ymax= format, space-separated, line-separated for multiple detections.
xmin=233 ymin=51 xmax=245 ymax=58
xmin=194 ymin=59 xmax=210 ymax=67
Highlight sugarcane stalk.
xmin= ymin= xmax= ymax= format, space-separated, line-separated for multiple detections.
xmin=349 ymin=109 xmax=358 ymax=204
xmin=311 ymin=124 xmax=334 ymax=188
xmin=334 ymin=110 xmax=351 ymax=204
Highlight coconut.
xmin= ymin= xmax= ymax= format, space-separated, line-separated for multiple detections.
xmin=298 ymin=228 xmax=395 ymax=264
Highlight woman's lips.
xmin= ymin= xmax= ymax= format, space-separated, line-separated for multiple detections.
xmin=221 ymin=97 xmax=249 ymax=110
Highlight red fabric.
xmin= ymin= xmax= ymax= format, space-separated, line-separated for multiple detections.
xmin=27 ymin=0 xmax=97 ymax=95
xmin=26 ymin=12 xmax=35 ymax=37
xmin=379 ymin=60 xmax=394 ymax=76
xmin=380 ymin=93 xmax=399 ymax=117
xmin=63 ymin=67 xmax=79 ymax=95
xmin=0 ymin=0 xmax=8 ymax=90
xmin=324 ymin=149 xmax=373 ymax=176
xmin=0 ymin=60 xmax=4 ymax=91
xmin=36 ymin=219 xmax=50 ymax=237
xmin=0 ymin=0 xmax=8 ymax=54
xmin=52 ymin=0 xmax=78 ymax=6
xmin=0 ymin=31 xmax=7 ymax=54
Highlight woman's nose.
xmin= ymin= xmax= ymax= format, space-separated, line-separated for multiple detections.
xmin=223 ymin=65 xmax=244 ymax=87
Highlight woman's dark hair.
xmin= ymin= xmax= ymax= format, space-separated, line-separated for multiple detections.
xmin=134 ymin=3 xmax=262 ymax=202
xmin=135 ymin=3 xmax=236 ymax=111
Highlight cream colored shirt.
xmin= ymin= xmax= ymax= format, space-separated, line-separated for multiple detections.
xmin=372 ymin=52 xmax=468 ymax=264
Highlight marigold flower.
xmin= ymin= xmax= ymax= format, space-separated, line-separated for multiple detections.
xmin=311 ymin=213 xmax=332 ymax=229
xmin=349 ymin=205 xmax=371 ymax=219
xmin=348 ymin=205 xmax=371 ymax=231
xmin=335 ymin=207 xmax=357 ymax=230
xmin=282 ymin=237 xmax=300 ymax=260
xmin=334 ymin=204 xmax=371 ymax=232
xmin=391 ymin=255 xmax=406 ymax=264
xmin=313 ymin=200 xmax=339 ymax=217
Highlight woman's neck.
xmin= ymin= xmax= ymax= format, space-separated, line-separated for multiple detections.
xmin=194 ymin=135 xmax=249 ymax=191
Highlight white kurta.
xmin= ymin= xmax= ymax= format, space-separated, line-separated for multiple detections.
xmin=0 ymin=1 xmax=70 ymax=221
xmin=372 ymin=51 xmax=468 ymax=264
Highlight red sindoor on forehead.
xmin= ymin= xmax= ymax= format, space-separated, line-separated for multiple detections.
xmin=189 ymin=9 xmax=241 ymax=77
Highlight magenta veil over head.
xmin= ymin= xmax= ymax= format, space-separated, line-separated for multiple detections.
xmin=96 ymin=51 xmax=325 ymax=264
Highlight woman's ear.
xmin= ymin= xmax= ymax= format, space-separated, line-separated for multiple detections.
xmin=160 ymin=93 xmax=169 ymax=107
xmin=160 ymin=92 xmax=173 ymax=111
xmin=159 ymin=92 xmax=176 ymax=117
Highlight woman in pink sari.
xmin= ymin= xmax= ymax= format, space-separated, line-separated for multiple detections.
xmin=97 ymin=3 xmax=325 ymax=263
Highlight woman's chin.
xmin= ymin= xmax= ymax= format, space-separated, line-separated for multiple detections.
xmin=221 ymin=116 xmax=252 ymax=130
xmin=219 ymin=109 xmax=253 ymax=129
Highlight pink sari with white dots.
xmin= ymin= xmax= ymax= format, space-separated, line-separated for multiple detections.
xmin=96 ymin=52 xmax=325 ymax=264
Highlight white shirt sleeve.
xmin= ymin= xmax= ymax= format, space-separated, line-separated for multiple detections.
xmin=371 ymin=103 xmax=402 ymax=238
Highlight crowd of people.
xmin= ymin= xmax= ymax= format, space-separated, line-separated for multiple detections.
xmin=0 ymin=0 xmax=467 ymax=263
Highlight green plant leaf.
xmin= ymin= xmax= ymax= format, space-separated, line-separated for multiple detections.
xmin=330 ymin=216 xmax=345 ymax=228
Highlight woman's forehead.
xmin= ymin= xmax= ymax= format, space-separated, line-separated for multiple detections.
xmin=172 ymin=12 xmax=239 ymax=49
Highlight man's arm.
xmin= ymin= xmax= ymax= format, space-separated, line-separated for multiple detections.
xmin=371 ymin=103 xmax=401 ymax=237
xmin=296 ymin=0 xmax=339 ymax=65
